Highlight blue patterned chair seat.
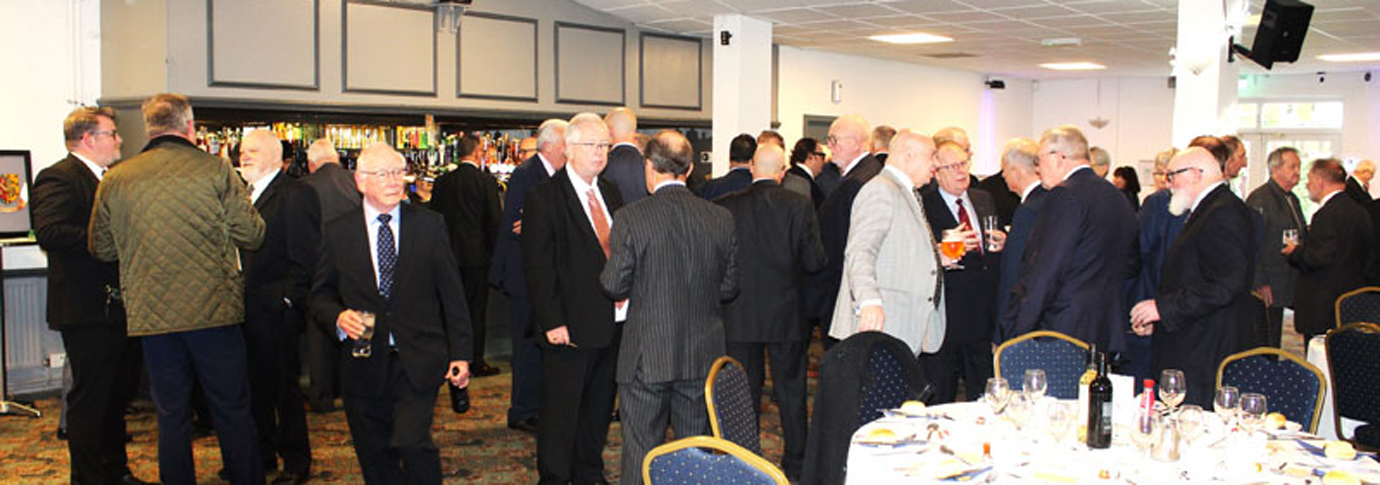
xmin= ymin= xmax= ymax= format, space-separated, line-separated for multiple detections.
xmin=644 ymin=436 xmax=787 ymax=485
xmin=706 ymin=357 xmax=761 ymax=455
xmin=858 ymin=345 xmax=914 ymax=426
xmin=1326 ymin=323 xmax=1380 ymax=445
xmin=995 ymin=331 xmax=1089 ymax=400
xmin=1337 ymin=287 xmax=1380 ymax=328
xmin=1218 ymin=348 xmax=1326 ymax=433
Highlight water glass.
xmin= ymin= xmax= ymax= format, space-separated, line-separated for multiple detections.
xmin=1283 ymin=228 xmax=1300 ymax=246
xmin=1023 ymin=369 xmax=1048 ymax=402
xmin=351 ymin=311 xmax=376 ymax=358
xmin=1214 ymin=385 xmax=1240 ymax=425
xmin=1044 ymin=402 xmax=1073 ymax=444
xmin=982 ymin=214 xmax=1001 ymax=251
xmin=1178 ymin=404 xmax=1203 ymax=444
xmin=1240 ymin=393 xmax=1268 ymax=434
xmin=1132 ymin=411 xmax=1159 ymax=455
xmin=1159 ymin=369 xmax=1186 ymax=412
xmin=985 ymin=377 xmax=1011 ymax=415
xmin=1007 ymin=392 xmax=1032 ymax=431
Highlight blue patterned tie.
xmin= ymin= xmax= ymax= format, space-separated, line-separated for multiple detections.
xmin=377 ymin=213 xmax=396 ymax=299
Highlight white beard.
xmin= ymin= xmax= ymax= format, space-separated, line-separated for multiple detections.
xmin=1168 ymin=188 xmax=1191 ymax=216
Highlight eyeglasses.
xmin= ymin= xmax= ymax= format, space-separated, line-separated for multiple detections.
xmin=571 ymin=142 xmax=611 ymax=152
xmin=938 ymin=161 xmax=971 ymax=171
xmin=812 ymin=151 xmax=827 ymax=158
xmin=359 ymin=168 xmax=410 ymax=180
xmin=1165 ymin=167 xmax=1200 ymax=183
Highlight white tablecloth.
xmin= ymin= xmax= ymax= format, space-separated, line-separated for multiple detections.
xmin=845 ymin=401 xmax=1380 ymax=484
xmin=1306 ymin=335 xmax=1362 ymax=441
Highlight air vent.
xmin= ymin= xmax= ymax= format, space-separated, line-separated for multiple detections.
xmin=923 ymin=52 xmax=978 ymax=59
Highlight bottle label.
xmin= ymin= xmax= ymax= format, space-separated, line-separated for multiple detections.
xmin=1100 ymin=402 xmax=1113 ymax=434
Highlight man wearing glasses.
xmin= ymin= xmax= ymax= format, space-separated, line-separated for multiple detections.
xmin=814 ymin=115 xmax=883 ymax=349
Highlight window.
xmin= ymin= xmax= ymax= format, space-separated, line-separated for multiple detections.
xmin=1259 ymin=102 xmax=1343 ymax=129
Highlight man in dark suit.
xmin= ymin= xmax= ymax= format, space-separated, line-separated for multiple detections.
xmin=1346 ymin=160 xmax=1374 ymax=205
xmin=812 ymin=115 xmax=883 ymax=348
xmin=715 ymin=144 xmax=824 ymax=480
xmin=490 ymin=119 xmax=567 ymax=435
xmin=312 ymin=143 xmax=473 ymax=484
xmin=1284 ymin=158 xmax=1376 ymax=340
xmin=994 ymin=138 xmax=1044 ymax=343
xmin=920 ymin=143 xmax=1005 ymax=403
xmin=601 ymin=130 xmax=738 ymax=485
xmin=302 ymin=138 xmax=362 ymax=412
xmin=33 ymin=107 xmax=151 ymax=485
xmin=1003 ymin=125 xmax=1138 ymax=355
xmin=238 ymin=131 xmax=319 ymax=484
xmin=1245 ymin=147 xmax=1306 ymax=348
xmin=523 ymin=113 xmax=624 ymax=485
xmin=816 ymin=160 xmax=842 ymax=199
xmin=696 ymin=133 xmax=755 ymax=200
xmin=783 ymin=137 xmax=826 ymax=208
xmin=1131 ymin=147 xmax=1258 ymax=407
xmin=601 ymin=107 xmax=647 ymax=204
xmin=1127 ymin=149 xmax=1187 ymax=385
xmin=976 ymin=170 xmax=1019 ymax=228
xmin=430 ymin=135 xmax=502 ymax=380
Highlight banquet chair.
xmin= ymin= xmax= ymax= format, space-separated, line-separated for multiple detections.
xmin=1215 ymin=347 xmax=1327 ymax=433
xmin=705 ymin=356 xmax=761 ymax=455
xmin=993 ymin=330 xmax=1089 ymax=399
xmin=1335 ymin=287 xmax=1380 ymax=328
xmin=642 ymin=436 xmax=788 ymax=485
xmin=1325 ymin=323 xmax=1380 ymax=450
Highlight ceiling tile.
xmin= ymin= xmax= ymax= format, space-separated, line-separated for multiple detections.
xmin=812 ymin=2 xmax=902 ymax=19
xmin=855 ymin=15 xmax=939 ymax=28
xmin=1026 ymin=14 xmax=1107 ymax=28
xmin=1310 ymin=7 xmax=1378 ymax=23
xmin=574 ymin=0 xmax=650 ymax=10
xmin=1095 ymin=10 xmax=1175 ymax=24
xmin=991 ymin=4 xmax=1080 ymax=18
xmin=1309 ymin=20 xmax=1380 ymax=37
xmin=1062 ymin=1 xmax=1168 ymax=15
xmin=641 ymin=17 xmax=713 ymax=33
xmin=799 ymin=19 xmax=879 ymax=32
xmin=605 ymin=3 xmax=676 ymax=23
xmin=922 ymin=9 xmax=1009 ymax=23
xmin=753 ymin=7 xmax=837 ymax=24
xmin=887 ymin=0 xmax=976 ymax=15
xmin=952 ymin=0 xmax=1048 ymax=8
xmin=656 ymin=1 xmax=739 ymax=16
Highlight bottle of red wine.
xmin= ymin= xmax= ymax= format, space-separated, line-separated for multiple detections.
xmin=1087 ymin=351 xmax=1113 ymax=449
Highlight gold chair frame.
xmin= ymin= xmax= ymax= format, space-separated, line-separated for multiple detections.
xmin=1335 ymin=286 xmax=1380 ymax=329
xmin=704 ymin=355 xmax=747 ymax=443
xmin=1214 ymin=346 xmax=1327 ymax=433
xmin=1324 ymin=322 xmax=1380 ymax=446
xmin=642 ymin=435 xmax=788 ymax=485
xmin=993 ymin=330 xmax=1089 ymax=380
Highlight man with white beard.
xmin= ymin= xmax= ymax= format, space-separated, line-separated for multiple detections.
xmin=1130 ymin=147 xmax=1257 ymax=407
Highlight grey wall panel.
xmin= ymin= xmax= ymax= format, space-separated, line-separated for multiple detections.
xmin=639 ymin=33 xmax=701 ymax=110
xmin=343 ymin=1 xmax=436 ymax=96
xmin=457 ymin=13 xmax=537 ymax=102
xmin=208 ymin=0 xmax=319 ymax=90
xmin=554 ymin=22 xmax=624 ymax=106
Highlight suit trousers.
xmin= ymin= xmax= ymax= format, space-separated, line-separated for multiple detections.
xmin=342 ymin=351 xmax=443 ymax=485
xmin=243 ymin=309 xmax=312 ymax=474
xmin=60 ymin=325 xmax=141 ymax=485
xmin=618 ymin=376 xmax=710 ymax=485
xmin=305 ymin=319 xmax=341 ymax=410
xmin=920 ymin=338 xmax=994 ymax=404
xmin=537 ymin=336 xmax=620 ymax=485
xmin=459 ymin=265 xmax=489 ymax=362
xmin=1266 ymin=306 xmax=1285 ymax=349
xmin=725 ymin=340 xmax=808 ymax=480
xmin=142 ymin=326 xmax=264 ymax=485
xmin=506 ymin=297 xmax=541 ymax=424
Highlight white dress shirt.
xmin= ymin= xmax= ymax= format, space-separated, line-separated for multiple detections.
xmin=249 ymin=168 xmax=280 ymax=204
xmin=340 ymin=203 xmax=401 ymax=343
xmin=537 ymin=152 xmax=557 ymax=177
xmin=568 ymin=173 xmax=627 ymax=322
xmin=72 ymin=152 xmax=106 ymax=181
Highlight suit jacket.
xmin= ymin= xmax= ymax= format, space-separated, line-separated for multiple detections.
xmin=1245 ymin=180 xmax=1306 ymax=308
xmin=829 ymin=168 xmax=946 ymax=355
xmin=242 ymin=172 xmax=321 ymax=333
xmin=311 ymin=205 xmax=473 ymax=396
xmin=1130 ymin=189 xmax=1187 ymax=304
xmin=816 ymin=162 xmax=842 ymax=199
xmin=811 ymin=155 xmax=883 ymax=319
xmin=975 ymin=170 xmax=1020 ymax=228
xmin=716 ymin=180 xmax=826 ymax=343
xmin=921 ymin=186 xmax=1000 ymax=345
xmin=697 ymin=167 xmax=752 ymax=200
xmin=996 ymin=187 xmax=1046 ymax=342
xmin=783 ymin=165 xmax=824 ymax=209
xmin=431 ymin=163 xmax=502 ymax=267
xmin=600 ymin=184 xmax=738 ymax=384
xmin=522 ymin=169 xmax=624 ymax=349
xmin=1288 ymin=192 xmax=1374 ymax=335
xmin=1345 ymin=177 xmax=1372 ymax=206
xmin=1003 ymin=167 xmax=1138 ymax=354
xmin=603 ymin=144 xmax=648 ymax=205
xmin=489 ymin=154 xmax=551 ymax=297
xmin=32 ymin=155 xmax=122 ymax=329
xmin=1153 ymin=184 xmax=1257 ymax=405
xmin=302 ymin=162 xmax=361 ymax=228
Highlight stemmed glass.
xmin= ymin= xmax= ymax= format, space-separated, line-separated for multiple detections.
xmin=1023 ymin=369 xmax=1048 ymax=402
xmin=1159 ymin=369 xmax=1186 ymax=414
xmin=1214 ymin=385 xmax=1240 ymax=427
xmin=1240 ymin=393 xmax=1268 ymax=434
xmin=941 ymin=229 xmax=967 ymax=270
xmin=1131 ymin=411 xmax=1160 ymax=457
xmin=1178 ymin=404 xmax=1204 ymax=445
xmin=1007 ymin=392 xmax=1033 ymax=431
xmin=985 ymin=377 xmax=1011 ymax=415
xmin=1044 ymin=402 xmax=1073 ymax=445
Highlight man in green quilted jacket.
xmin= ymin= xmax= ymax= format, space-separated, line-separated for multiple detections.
xmin=89 ymin=93 xmax=267 ymax=485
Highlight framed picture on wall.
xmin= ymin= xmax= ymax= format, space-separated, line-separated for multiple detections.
xmin=0 ymin=151 xmax=33 ymax=238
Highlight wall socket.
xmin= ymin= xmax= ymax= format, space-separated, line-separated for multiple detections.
xmin=46 ymin=352 xmax=66 ymax=368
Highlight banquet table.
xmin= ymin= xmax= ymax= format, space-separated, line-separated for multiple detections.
xmin=845 ymin=400 xmax=1380 ymax=484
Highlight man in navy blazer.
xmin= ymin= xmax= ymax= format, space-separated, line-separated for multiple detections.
xmin=993 ymin=138 xmax=1044 ymax=344
xmin=601 ymin=108 xmax=648 ymax=204
xmin=1003 ymin=125 xmax=1138 ymax=355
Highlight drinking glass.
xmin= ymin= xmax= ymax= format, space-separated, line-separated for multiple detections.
xmin=1045 ymin=402 xmax=1073 ymax=444
xmin=1131 ymin=411 xmax=1159 ymax=455
xmin=1214 ymin=386 xmax=1240 ymax=425
xmin=985 ymin=377 xmax=1011 ymax=415
xmin=941 ymin=229 xmax=967 ymax=270
xmin=1159 ymin=369 xmax=1186 ymax=413
xmin=351 ymin=311 xmax=376 ymax=358
xmin=982 ymin=215 xmax=1001 ymax=251
xmin=1240 ymin=393 xmax=1268 ymax=434
xmin=1178 ymin=404 xmax=1203 ymax=445
xmin=1023 ymin=369 xmax=1048 ymax=402
xmin=1282 ymin=229 xmax=1300 ymax=247
xmin=1007 ymin=392 xmax=1032 ymax=431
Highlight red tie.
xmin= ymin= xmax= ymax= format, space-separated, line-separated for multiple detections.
xmin=957 ymin=199 xmax=982 ymax=255
xmin=588 ymin=188 xmax=611 ymax=257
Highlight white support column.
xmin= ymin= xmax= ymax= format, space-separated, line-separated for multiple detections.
xmin=1171 ymin=0 xmax=1244 ymax=147
xmin=712 ymin=14 xmax=771 ymax=177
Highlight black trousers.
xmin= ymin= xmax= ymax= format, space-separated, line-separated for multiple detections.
xmin=537 ymin=333 xmax=620 ymax=485
xmin=618 ymin=375 xmax=709 ymax=485
xmin=459 ymin=265 xmax=488 ymax=363
xmin=60 ymin=325 xmax=141 ymax=485
xmin=1267 ymin=306 xmax=1285 ymax=349
xmin=305 ymin=318 xmax=341 ymax=410
xmin=342 ymin=352 xmax=442 ymax=485
xmin=726 ymin=340 xmax=808 ymax=480
xmin=920 ymin=337 xmax=994 ymax=404
xmin=506 ymin=296 xmax=541 ymax=425
xmin=243 ymin=308 xmax=312 ymax=474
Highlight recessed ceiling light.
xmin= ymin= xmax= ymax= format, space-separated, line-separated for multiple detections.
xmin=868 ymin=32 xmax=954 ymax=44
xmin=1318 ymin=52 xmax=1380 ymax=62
xmin=1039 ymin=62 xmax=1106 ymax=71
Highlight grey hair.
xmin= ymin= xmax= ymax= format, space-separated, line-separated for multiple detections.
xmin=565 ymin=112 xmax=607 ymax=144
xmin=1089 ymin=146 xmax=1111 ymax=167
xmin=1039 ymin=125 xmax=1089 ymax=162
xmin=1154 ymin=148 xmax=1177 ymax=170
xmin=1001 ymin=138 xmax=1039 ymax=171
xmin=536 ymin=118 xmax=568 ymax=150
xmin=1267 ymin=146 xmax=1299 ymax=173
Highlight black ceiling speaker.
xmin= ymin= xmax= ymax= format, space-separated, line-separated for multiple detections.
xmin=1235 ymin=0 xmax=1314 ymax=69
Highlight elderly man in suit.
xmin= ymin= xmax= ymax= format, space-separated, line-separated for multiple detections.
xmin=522 ymin=113 xmax=625 ymax=485
xmin=813 ymin=115 xmax=883 ymax=349
xmin=919 ymin=142 xmax=1005 ymax=403
xmin=1284 ymin=158 xmax=1376 ymax=340
xmin=715 ymin=144 xmax=825 ymax=480
xmin=1131 ymin=147 xmax=1258 ymax=407
xmin=1346 ymin=159 xmax=1374 ymax=204
xmin=1125 ymin=148 xmax=1187 ymax=387
xmin=994 ymin=138 xmax=1044 ymax=343
xmin=302 ymin=138 xmax=361 ymax=413
xmin=491 ymin=119 xmax=567 ymax=435
xmin=313 ymin=143 xmax=472 ymax=484
xmin=601 ymin=107 xmax=647 ymax=204
xmin=870 ymin=125 xmax=896 ymax=163
xmin=238 ymin=131 xmax=320 ymax=484
xmin=830 ymin=130 xmax=949 ymax=356
xmin=33 ymin=107 xmax=152 ymax=485
xmin=1003 ymin=125 xmax=1138 ymax=355
xmin=1245 ymin=147 xmax=1306 ymax=348
xmin=601 ymin=130 xmax=738 ymax=485
xmin=697 ymin=134 xmax=756 ymax=200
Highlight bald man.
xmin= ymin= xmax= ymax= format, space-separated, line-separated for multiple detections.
xmin=1130 ymin=147 xmax=1257 ymax=407
xmin=1284 ymin=158 xmax=1376 ymax=340
xmin=601 ymin=107 xmax=648 ymax=204
xmin=1346 ymin=159 xmax=1375 ymax=205
xmin=812 ymin=115 xmax=884 ymax=347
xmin=714 ymin=144 xmax=824 ymax=480
xmin=302 ymin=138 xmax=360 ymax=413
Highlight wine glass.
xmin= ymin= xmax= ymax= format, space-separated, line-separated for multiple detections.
xmin=1044 ymin=402 xmax=1073 ymax=444
xmin=985 ymin=377 xmax=1011 ymax=415
xmin=1007 ymin=392 xmax=1032 ymax=431
xmin=1240 ymin=393 xmax=1268 ymax=434
xmin=1159 ymin=369 xmax=1186 ymax=414
xmin=1178 ymin=404 xmax=1203 ymax=445
xmin=941 ymin=229 xmax=967 ymax=270
xmin=1214 ymin=385 xmax=1240 ymax=426
xmin=1023 ymin=369 xmax=1048 ymax=402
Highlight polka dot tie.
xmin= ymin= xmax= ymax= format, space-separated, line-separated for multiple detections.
xmin=377 ymin=213 xmax=396 ymax=299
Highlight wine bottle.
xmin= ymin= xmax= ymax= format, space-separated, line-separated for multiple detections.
xmin=1087 ymin=351 xmax=1113 ymax=449
xmin=1076 ymin=343 xmax=1098 ymax=441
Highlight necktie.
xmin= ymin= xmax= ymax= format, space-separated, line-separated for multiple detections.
xmin=956 ymin=198 xmax=982 ymax=255
xmin=377 ymin=213 xmax=396 ymax=299
xmin=1286 ymin=193 xmax=1304 ymax=231
xmin=587 ymin=188 xmax=611 ymax=257
xmin=914 ymin=188 xmax=944 ymax=307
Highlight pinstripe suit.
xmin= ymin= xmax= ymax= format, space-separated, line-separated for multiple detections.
xmin=600 ymin=182 xmax=738 ymax=485
xmin=829 ymin=166 xmax=946 ymax=356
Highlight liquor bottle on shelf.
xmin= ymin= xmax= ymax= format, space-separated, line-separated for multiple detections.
xmin=1087 ymin=351 xmax=1113 ymax=449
